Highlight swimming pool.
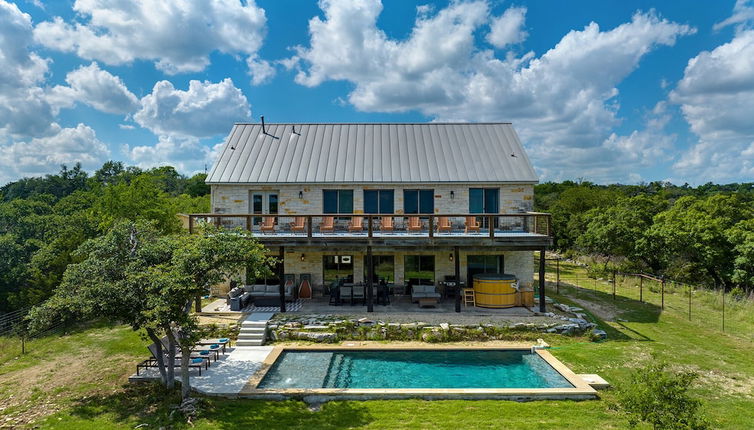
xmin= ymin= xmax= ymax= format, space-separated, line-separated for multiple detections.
xmin=259 ymin=349 xmax=574 ymax=389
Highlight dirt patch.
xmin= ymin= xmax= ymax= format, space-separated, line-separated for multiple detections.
xmin=674 ymin=364 xmax=754 ymax=399
xmin=0 ymin=342 xmax=136 ymax=427
xmin=566 ymin=297 xmax=620 ymax=321
xmin=197 ymin=314 xmax=245 ymax=326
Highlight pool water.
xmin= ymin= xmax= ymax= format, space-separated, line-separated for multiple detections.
xmin=258 ymin=349 xmax=574 ymax=389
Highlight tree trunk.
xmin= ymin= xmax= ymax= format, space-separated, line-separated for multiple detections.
xmin=145 ymin=328 xmax=167 ymax=386
xmin=180 ymin=344 xmax=192 ymax=400
xmin=165 ymin=330 xmax=177 ymax=390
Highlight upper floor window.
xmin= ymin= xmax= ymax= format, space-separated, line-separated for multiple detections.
xmin=469 ymin=188 xmax=499 ymax=213
xmin=404 ymin=189 xmax=434 ymax=214
xmin=323 ymin=190 xmax=353 ymax=214
xmin=364 ymin=190 xmax=394 ymax=214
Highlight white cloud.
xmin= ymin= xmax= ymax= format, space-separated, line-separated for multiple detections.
xmin=670 ymin=28 xmax=754 ymax=182
xmin=128 ymin=135 xmax=212 ymax=173
xmin=0 ymin=0 xmax=57 ymax=138
xmin=246 ymin=55 xmax=276 ymax=85
xmin=713 ymin=0 xmax=754 ymax=32
xmin=291 ymin=0 xmax=694 ymax=181
xmin=487 ymin=6 xmax=527 ymax=48
xmin=0 ymin=124 xmax=110 ymax=183
xmin=47 ymin=62 xmax=139 ymax=115
xmin=33 ymin=0 xmax=268 ymax=74
xmin=134 ymin=78 xmax=251 ymax=138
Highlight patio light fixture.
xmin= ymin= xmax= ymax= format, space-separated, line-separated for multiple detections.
xmin=300 ymin=253 xmax=305 ymax=262
xmin=299 ymin=191 xmax=304 ymax=199
xmin=449 ymin=253 xmax=454 ymax=262
xmin=450 ymin=190 xmax=455 ymax=199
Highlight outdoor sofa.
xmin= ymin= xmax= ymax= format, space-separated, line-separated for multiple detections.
xmin=411 ymin=284 xmax=441 ymax=303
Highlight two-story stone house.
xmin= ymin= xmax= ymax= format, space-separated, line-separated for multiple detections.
xmin=192 ymin=122 xmax=551 ymax=312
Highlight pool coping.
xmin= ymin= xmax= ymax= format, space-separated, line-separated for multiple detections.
xmin=234 ymin=344 xmax=598 ymax=401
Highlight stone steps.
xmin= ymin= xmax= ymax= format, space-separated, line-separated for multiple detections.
xmin=236 ymin=313 xmax=272 ymax=346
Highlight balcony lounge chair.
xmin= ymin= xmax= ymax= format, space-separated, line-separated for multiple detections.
xmin=289 ymin=216 xmax=306 ymax=234
xmin=437 ymin=216 xmax=452 ymax=233
xmin=348 ymin=216 xmax=364 ymax=232
xmin=465 ymin=216 xmax=481 ymax=234
xmin=260 ymin=216 xmax=276 ymax=234
xmin=320 ymin=216 xmax=335 ymax=233
xmin=380 ymin=216 xmax=394 ymax=232
xmin=408 ymin=216 xmax=423 ymax=232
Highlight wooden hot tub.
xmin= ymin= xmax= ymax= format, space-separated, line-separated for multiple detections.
xmin=473 ymin=274 xmax=519 ymax=308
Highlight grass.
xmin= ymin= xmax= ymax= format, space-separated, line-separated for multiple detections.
xmin=2 ymin=259 xmax=753 ymax=429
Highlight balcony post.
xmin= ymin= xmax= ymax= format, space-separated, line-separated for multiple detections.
xmin=368 ymin=216 xmax=373 ymax=238
xmin=539 ymin=247 xmax=546 ymax=313
xmin=246 ymin=215 xmax=252 ymax=232
xmin=278 ymin=246 xmax=286 ymax=312
xmin=454 ymin=246 xmax=461 ymax=313
xmin=366 ymin=245 xmax=374 ymax=312
xmin=428 ymin=216 xmax=434 ymax=238
xmin=307 ymin=216 xmax=313 ymax=238
xmin=489 ymin=215 xmax=494 ymax=238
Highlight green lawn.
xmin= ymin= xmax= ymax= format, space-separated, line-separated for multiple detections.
xmin=2 ymin=260 xmax=753 ymax=429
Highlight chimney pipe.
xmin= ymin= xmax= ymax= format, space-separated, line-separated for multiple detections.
xmin=261 ymin=115 xmax=266 ymax=134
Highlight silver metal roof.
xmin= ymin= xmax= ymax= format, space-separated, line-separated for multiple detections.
xmin=206 ymin=123 xmax=538 ymax=184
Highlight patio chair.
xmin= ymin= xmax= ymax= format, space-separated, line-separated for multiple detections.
xmin=437 ymin=216 xmax=452 ymax=233
xmin=352 ymin=285 xmax=365 ymax=305
xmin=260 ymin=216 xmax=276 ymax=234
xmin=408 ymin=216 xmax=423 ymax=232
xmin=464 ymin=216 xmax=481 ymax=234
xmin=339 ymin=285 xmax=352 ymax=305
xmin=348 ymin=216 xmax=364 ymax=232
xmin=380 ymin=216 xmax=394 ymax=232
xmin=289 ymin=216 xmax=306 ymax=234
xmin=320 ymin=216 xmax=335 ymax=233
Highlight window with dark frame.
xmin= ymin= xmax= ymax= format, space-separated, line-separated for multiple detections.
xmin=469 ymin=188 xmax=499 ymax=213
xmin=404 ymin=255 xmax=435 ymax=284
xmin=363 ymin=189 xmax=394 ymax=214
xmin=323 ymin=190 xmax=354 ymax=214
xmin=403 ymin=189 xmax=434 ymax=214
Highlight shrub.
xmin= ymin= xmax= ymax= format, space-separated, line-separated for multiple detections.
xmin=614 ymin=362 xmax=709 ymax=430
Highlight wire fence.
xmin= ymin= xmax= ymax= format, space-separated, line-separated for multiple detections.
xmin=0 ymin=304 xmax=73 ymax=354
xmin=535 ymin=255 xmax=753 ymax=340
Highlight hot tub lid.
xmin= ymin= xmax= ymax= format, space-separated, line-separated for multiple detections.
xmin=473 ymin=273 xmax=517 ymax=281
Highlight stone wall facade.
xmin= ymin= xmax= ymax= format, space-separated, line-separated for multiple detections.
xmin=210 ymin=183 xmax=534 ymax=215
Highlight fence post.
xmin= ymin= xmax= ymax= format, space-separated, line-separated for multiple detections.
xmin=21 ymin=335 xmax=25 ymax=355
xmin=639 ymin=276 xmax=643 ymax=303
xmin=556 ymin=258 xmax=560 ymax=294
xmin=612 ymin=270 xmax=616 ymax=301
xmin=661 ymin=278 xmax=665 ymax=310
xmin=688 ymin=284 xmax=692 ymax=321
xmin=721 ymin=287 xmax=725 ymax=333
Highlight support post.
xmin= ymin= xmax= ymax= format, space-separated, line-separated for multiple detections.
xmin=428 ymin=216 xmax=433 ymax=238
xmin=246 ymin=215 xmax=252 ymax=232
xmin=538 ymin=248 xmax=546 ymax=313
xmin=721 ymin=287 xmax=725 ymax=332
xmin=688 ymin=284 xmax=692 ymax=321
xmin=612 ymin=270 xmax=616 ymax=301
xmin=368 ymin=217 xmax=373 ymax=238
xmin=366 ymin=246 xmax=374 ymax=312
xmin=188 ymin=215 xmax=194 ymax=234
xmin=307 ymin=216 xmax=313 ymax=238
xmin=454 ymin=246 xmax=461 ymax=313
xmin=278 ymin=247 xmax=286 ymax=312
xmin=489 ymin=215 xmax=495 ymax=238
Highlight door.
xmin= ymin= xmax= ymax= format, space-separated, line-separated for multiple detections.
xmin=469 ymin=188 xmax=499 ymax=228
xmin=249 ymin=191 xmax=279 ymax=225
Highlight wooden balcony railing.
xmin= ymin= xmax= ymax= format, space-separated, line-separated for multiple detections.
xmin=179 ymin=212 xmax=552 ymax=239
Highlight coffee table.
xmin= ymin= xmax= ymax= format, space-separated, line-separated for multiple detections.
xmin=418 ymin=298 xmax=438 ymax=308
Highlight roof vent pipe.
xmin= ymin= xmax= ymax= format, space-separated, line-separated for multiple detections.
xmin=261 ymin=115 xmax=266 ymax=134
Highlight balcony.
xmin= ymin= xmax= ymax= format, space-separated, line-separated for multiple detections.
xmin=180 ymin=213 xmax=552 ymax=249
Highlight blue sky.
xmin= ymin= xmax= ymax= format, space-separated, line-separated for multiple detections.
xmin=1 ymin=0 xmax=752 ymax=185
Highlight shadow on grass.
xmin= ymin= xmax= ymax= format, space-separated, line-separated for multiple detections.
xmin=545 ymin=281 xmax=662 ymax=342
xmin=65 ymin=382 xmax=374 ymax=429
